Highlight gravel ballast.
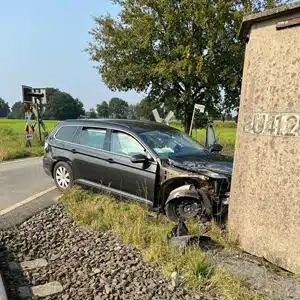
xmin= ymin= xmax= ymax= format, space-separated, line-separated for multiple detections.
xmin=0 ymin=203 xmax=207 ymax=300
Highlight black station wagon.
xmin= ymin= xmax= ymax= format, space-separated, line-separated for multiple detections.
xmin=43 ymin=119 xmax=232 ymax=222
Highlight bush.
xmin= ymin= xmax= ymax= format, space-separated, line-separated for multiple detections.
xmin=168 ymin=119 xmax=182 ymax=128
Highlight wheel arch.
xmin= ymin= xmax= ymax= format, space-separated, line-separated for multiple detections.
xmin=51 ymin=157 xmax=72 ymax=177
xmin=158 ymin=176 xmax=205 ymax=208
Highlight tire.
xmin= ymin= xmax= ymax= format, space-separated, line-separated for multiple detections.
xmin=53 ymin=161 xmax=74 ymax=192
xmin=165 ymin=197 xmax=203 ymax=223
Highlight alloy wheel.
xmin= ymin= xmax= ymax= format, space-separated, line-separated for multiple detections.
xmin=56 ymin=166 xmax=70 ymax=189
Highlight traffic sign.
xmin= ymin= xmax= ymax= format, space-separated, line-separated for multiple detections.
xmin=189 ymin=103 xmax=206 ymax=136
xmin=194 ymin=104 xmax=205 ymax=112
xmin=26 ymin=133 xmax=33 ymax=141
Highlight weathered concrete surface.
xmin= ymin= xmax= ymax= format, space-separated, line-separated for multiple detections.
xmin=18 ymin=282 xmax=64 ymax=298
xmin=21 ymin=259 xmax=48 ymax=271
xmin=240 ymin=2 xmax=300 ymax=38
xmin=229 ymin=8 xmax=300 ymax=273
xmin=32 ymin=281 xmax=63 ymax=297
xmin=9 ymin=259 xmax=48 ymax=271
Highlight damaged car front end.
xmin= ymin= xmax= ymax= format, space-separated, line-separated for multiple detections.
xmin=159 ymin=155 xmax=232 ymax=223
xmin=138 ymin=125 xmax=232 ymax=223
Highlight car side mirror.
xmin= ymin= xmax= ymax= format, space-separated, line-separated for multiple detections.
xmin=210 ymin=143 xmax=223 ymax=153
xmin=130 ymin=154 xmax=149 ymax=163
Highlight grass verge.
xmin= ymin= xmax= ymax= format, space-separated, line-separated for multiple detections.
xmin=0 ymin=119 xmax=58 ymax=161
xmin=62 ymin=187 xmax=268 ymax=299
xmin=0 ymin=128 xmax=45 ymax=161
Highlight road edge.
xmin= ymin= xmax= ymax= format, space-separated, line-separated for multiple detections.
xmin=0 ymin=156 xmax=42 ymax=166
xmin=0 ymin=186 xmax=57 ymax=217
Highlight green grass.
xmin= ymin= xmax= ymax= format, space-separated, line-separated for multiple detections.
xmin=0 ymin=118 xmax=59 ymax=161
xmin=169 ymin=120 xmax=236 ymax=156
xmin=0 ymin=118 xmax=237 ymax=160
xmin=62 ymin=187 xmax=269 ymax=300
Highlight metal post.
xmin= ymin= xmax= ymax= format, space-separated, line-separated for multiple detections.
xmin=36 ymin=101 xmax=42 ymax=144
xmin=189 ymin=106 xmax=196 ymax=136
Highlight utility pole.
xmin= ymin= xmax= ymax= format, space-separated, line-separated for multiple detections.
xmin=36 ymin=99 xmax=42 ymax=144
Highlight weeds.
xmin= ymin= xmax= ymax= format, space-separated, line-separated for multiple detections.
xmin=0 ymin=120 xmax=58 ymax=161
xmin=0 ymin=128 xmax=44 ymax=161
xmin=62 ymin=187 xmax=269 ymax=299
xmin=210 ymin=269 xmax=268 ymax=300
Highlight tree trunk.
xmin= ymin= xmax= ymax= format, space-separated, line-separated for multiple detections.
xmin=184 ymin=118 xmax=190 ymax=134
xmin=183 ymin=85 xmax=193 ymax=134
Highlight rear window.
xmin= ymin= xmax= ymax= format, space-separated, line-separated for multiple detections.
xmin=78 ymin=128 xmax=107 ymax=150
xmin=55 ymin=126 xmax=78 ymax=143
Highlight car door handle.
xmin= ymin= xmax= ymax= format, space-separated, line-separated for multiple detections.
xmin=107 ymin=158 xmax=115 ymax=163
xmin=71 ymin=149 xmax=77 ymax=153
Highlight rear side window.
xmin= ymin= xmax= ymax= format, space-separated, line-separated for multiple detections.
xmin=79 ymin=128 xmax=107 ymax=150
xmin=55 ymin=126 xmax=78 ymax=143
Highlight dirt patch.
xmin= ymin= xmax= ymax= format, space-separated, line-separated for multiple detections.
xmin=207 ymin=251 xmax=300 ymax=299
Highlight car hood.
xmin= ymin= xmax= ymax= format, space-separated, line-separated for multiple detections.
xmin=167 ymin=152 xmax=233 ymax=178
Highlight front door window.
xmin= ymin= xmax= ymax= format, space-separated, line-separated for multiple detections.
xmin=111 ymin=132 xmax=145 ymax=156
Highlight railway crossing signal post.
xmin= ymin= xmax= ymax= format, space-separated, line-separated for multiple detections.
xmin=22 ymin=85 xmax=48 ymax=146
xmin=152 ymin=103 xmax=174 ymax=125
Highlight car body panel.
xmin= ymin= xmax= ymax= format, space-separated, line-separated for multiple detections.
xmin=104 ymin=151 xmax=158 ymax=201
xmin=43 ymin=119 xmax=233 ymax=219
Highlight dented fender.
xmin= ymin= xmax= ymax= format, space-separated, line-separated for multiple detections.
xmin=166 ymin=185 xmax=200 ymax=205
xmin=165 ymin=184 xmax=213 ymax=216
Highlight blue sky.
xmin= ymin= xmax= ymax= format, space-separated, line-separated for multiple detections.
xmin=0 ymin=0 xmax=144 ymax=110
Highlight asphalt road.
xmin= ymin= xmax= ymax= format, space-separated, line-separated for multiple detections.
xmin=0 ymin=157 xmax=55 ymax=211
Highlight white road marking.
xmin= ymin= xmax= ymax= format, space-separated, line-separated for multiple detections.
xmin=0 ymin=186 xmax=56 ymax=216
xmin=0 ymin=157 xmax=41 ymax=167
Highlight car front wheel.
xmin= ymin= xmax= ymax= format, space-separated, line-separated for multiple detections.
xmin=165 ymin=197 xmax=204 ymax=223
xmin=54 ymin=162 xmax=74 ymax=192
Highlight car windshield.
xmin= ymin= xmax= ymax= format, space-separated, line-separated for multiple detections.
xmin=139 ymin=129 xmax=208 ymax=159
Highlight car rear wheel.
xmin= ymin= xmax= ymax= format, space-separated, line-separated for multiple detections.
xmin=54 ymin=162 xmax=74 ymax=192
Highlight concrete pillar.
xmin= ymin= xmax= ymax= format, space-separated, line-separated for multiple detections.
xmin=229 ymin=3 xmax=300 ymax=273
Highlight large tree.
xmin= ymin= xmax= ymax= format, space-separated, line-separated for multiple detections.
xmin=96 ymin=101 xmax=109 ymax=118
xmin=88 ymin=108 xmax=97 ymax=118
xmin=0 ymin=98 xmax=10 ymax=118
xmin=108 ymin=97 xmax=128 ymax=119
xmin=10 ymin=101 xmax=24 ymax=119
xmin=45 ymin=88 xmax=85 ymax=120
xmin=87 ymin=0 xmax=290 ymax=132
xmin=128 ymin=104 xmax=137 ymax=119
xmin=135 ymin=97 xmax=158 ymax=120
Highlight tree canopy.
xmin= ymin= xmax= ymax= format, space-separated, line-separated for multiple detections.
xmin=10 ymin=101 xmax=24 ymax=119
xmin=108 ymin=97 xmax=129 ymax=119
xmin=88 ymin=108 xmax=97 ymax=118
xmin=87 ymin=0 xmax=291 ymax=132
xmin=44 ymin=88 xmax=85 ymax=120
xmin=0 ymin=98 xmax=10 ymax=118
xmin=135 ymin=97 xmax=158 ymax=120
xmin=96 ymin=101 xmax=109 ymax=118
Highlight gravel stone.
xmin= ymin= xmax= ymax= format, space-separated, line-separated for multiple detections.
xmin=0 ymin=203 xmax=209 ymax=299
